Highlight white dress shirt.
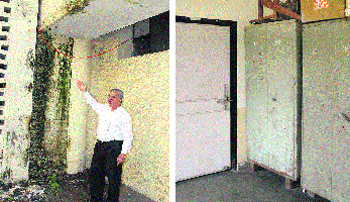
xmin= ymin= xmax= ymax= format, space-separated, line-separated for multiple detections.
xmin=84 ymin=91 xmax=133 ymax=154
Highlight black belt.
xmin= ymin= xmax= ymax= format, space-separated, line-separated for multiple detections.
xmin=97 ymin=139 xmax=123 ymax=144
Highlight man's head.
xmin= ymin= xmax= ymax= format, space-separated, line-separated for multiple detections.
xmin=108 ymin=89 xmax=123 ymax=110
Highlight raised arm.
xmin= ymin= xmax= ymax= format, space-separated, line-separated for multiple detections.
xmin=77 ymin=80 xmax=104 ymax=114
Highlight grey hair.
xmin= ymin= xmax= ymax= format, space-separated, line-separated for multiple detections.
xmin=110 ymin=88 xmax=124 ymax=100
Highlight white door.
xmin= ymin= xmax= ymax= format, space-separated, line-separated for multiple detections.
xmin=176 ymin=22 xmax=231 ymax=181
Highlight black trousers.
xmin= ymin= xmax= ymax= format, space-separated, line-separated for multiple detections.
xmin=89 ymin=140 xmax=123 ymax=202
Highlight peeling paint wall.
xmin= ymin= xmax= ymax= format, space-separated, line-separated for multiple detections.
xmin=176 ymin=0 xmax=260 ymax=166
xmin=0 ymin=0 xmax=38 ymax=183
xmin=86 ymin=31 xmax=169 ymax=201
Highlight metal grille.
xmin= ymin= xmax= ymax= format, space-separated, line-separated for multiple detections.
xmin=0 ymin=0 xmax=10 ymax=132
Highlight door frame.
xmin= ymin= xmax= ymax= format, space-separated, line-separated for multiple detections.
xmin=176 ymin=16 xmax=238 ymax=171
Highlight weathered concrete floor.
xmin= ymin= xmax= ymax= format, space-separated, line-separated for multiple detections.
xmin=119 ymin=186 xmax=156 ymax=202
xmin=176 ymin=170 xmax=331 ymax=202
xmin=0 ymin=171 xmax=155 ymax=202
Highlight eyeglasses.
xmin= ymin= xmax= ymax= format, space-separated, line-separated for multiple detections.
xmin=106 ymin=95 xmax=119 ymax=99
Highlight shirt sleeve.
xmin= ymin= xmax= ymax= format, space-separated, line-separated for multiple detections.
xmin=121 ymin=119 xmax=133 ymax=154
xmin=83 ymin=91 xmax=104 ymax=115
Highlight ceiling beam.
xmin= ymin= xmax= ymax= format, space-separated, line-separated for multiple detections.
xmin=261 ymin=0 xmax=301 ymax=21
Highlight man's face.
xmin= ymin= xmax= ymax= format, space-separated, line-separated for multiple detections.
xmin=108 ymin=91 xmax=122 ymax=109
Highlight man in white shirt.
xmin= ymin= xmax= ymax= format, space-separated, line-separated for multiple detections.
xmin=77 ymin=80 xmax=133 ymax=202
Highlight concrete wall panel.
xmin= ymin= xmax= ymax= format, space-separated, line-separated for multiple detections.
xmin=0 ymin=0 xmax=38 ymax=183
xmin=88 ymin=32 xmax=169 ymax=201
xmin=67 ymin=39 xmax=92 ymax=174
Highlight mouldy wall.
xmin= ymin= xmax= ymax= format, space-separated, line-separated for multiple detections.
xmin=28 ymin=29 xmax=75 ymax=177
xmin=43 ymin=35 xmax=74 ymax=174
xmin=176 ymin=0 xmax=265 ymax=165
xmin=39 ymin=0 xmax=91 ymax=175
xmin=40 ymin=0 xmax=92 ymax=29
xmin=40 ymin=0 xmax=69 ymax=28
xmin=87 ymin=40 xmax=169 ymax=201
xmin=0 ymin=0 xmax=38 ymax=183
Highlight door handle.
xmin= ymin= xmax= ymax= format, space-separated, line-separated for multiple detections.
xmin=341 ymin=113 xmax=350 ymax=123
xmin=216 ymin=84 xmax=231 ymax=110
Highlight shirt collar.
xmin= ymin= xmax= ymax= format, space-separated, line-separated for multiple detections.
xmin=109 ymin=105 xmax=122 ymax=112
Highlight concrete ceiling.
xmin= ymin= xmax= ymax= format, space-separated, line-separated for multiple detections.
xmin=48 ymin=0 xmax=169 ymax=39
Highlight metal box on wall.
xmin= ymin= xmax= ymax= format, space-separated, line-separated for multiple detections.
xmin=302 ymin=18 xmax=350 ymax=202
xmin=301 ymin=0 xmax=345 ymax=22
xmin=245 ymin=19 xmax=302 ymax=180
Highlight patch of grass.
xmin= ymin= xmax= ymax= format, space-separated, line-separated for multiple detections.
xmin=47 ymin=174 xmax=61 ymax=196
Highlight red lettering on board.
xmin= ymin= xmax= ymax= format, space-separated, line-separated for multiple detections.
xmin=314 ymin=0 xmax=329 ymax=9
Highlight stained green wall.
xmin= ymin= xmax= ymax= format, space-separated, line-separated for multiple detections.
xmin=28 ymin=31 xmax=74 ymax=177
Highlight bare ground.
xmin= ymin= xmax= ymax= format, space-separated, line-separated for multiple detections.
xmin=0 ymin=170 xmax=155 ymax=202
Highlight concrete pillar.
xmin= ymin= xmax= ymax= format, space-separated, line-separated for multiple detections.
xmin=66 ymin=38 xmax=91 ymax=174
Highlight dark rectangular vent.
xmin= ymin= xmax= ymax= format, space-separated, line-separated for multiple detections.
xmin=0 ymin=110 xmax=3 ymax=115
xmin=2 ymin=26 xmax=10 ymax=32
xmin=133 ymin=34 xmax=150 ymax=56
xmin=0 ymin=73 xmax=4 ymax=78
xmin=1 ymin=45 xmax=8 ymax=51
xmin=133 ymin=11 xmax=169 ymax=56
xmin=0 ymin=83 xmax=6 ymax=88
xmin=149 ymin=11 xmax=169 ymax=53
xmin=0 ymin=101 xmax=4 ymax=106
xmin=0 ymin=92 xmax=3 ymax=96
xmin=0 ymin=36 xmax=7 ymax=41
xmin=0 ymin=0 xmax=10 ymax=3
xmin=4 ymin=7 xmax=11 ymax=13
xmin=0 ymin=17 xmax=8 ymax=22
xmin=0 ymin=54 xmax=5 ymax=60
xmin=0 ymin=120 xmax=4 ymax=125
xmin=0 ymin=64 xmax=6 ymax=70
